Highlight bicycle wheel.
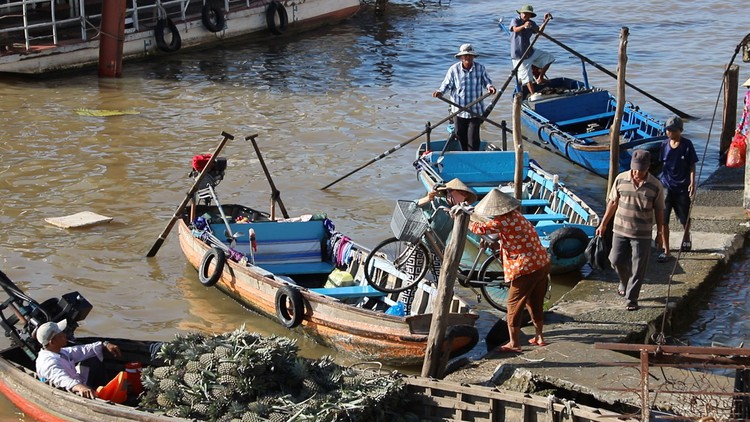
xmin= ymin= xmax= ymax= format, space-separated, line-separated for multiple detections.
xmin=364 ymin=237 xmax=430 ymax=293
xmin=478 ymin=252 xmax=510 ymax=312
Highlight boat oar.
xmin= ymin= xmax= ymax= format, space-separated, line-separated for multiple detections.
xmin=437 ymin=96 xmax=505 ymax=131
xmin=482 ymin=14 xmax=552 ymax=119
xmin=320 ymin=91 xmax=493 ymax=190
xmin=539 ymin=32 xmax=694 ymax=119
xmin=246 ymin=134 xmax=289 ymax=219
xmin=146 ymin=131 xmax=234 ymax=258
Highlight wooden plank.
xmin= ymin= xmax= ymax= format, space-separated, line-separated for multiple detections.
xmin=524 ymin=213 xmax=569 ymax=222
xmin=574 ymin=123 xmax=640 ymax=139
xmin=308 ymin=285 xmax=386 ymax=299
xmin=556 ymin=111 xmax=615 ymax=127
xmin=44 ymin=211 xmax=112 ymax=228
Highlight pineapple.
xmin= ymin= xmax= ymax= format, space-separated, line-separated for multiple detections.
xmin=183 ymin=372 xmax=203 ymax=389
xmin=159 ymin=378 xmax=179 ymax=392
xmin=185 ymin=360 xmax=202 ymax=374
xmin=152 ymin=366 xmax=175 ymax=380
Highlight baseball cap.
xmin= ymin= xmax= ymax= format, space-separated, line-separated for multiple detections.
xmin=36 ymin=320 xmax=67 ymax=346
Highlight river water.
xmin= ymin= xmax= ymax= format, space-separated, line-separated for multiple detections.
xmin=0 ymin=0 xmax=748 ymax=416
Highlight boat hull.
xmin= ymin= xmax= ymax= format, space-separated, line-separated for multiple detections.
xmin=0 ymin=0 xmax=360 ymax=74
xmin=177 ymin=220 xmax=478 ymax=366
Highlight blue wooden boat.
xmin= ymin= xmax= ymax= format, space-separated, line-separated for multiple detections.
xmin=414 ymin=139 xmax=600 ymax=274
xmin=519 ymin=77 xmax=666 ymax=177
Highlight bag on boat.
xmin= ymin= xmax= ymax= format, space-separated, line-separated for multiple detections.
xmin=585 ymin=235 xmax=610 ymax=271
xmin=726 ymin=132 xmax=746 ymax=168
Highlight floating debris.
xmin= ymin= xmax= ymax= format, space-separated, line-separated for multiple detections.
xmin=74 ymin=108 xmax=140 ymax=117
xmin=138 ymin=328 xmax=417 ymax=421
xmin=44 ymin=211 xmax=113 ymax=228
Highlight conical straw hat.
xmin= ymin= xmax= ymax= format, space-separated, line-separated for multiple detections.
xmin=435 ymin=178 xmax=478 ymax=204
xmin=472 ymin=188 xmax=520 ymax=218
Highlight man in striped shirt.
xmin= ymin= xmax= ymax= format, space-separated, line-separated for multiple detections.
xmin=595 ymin=150 xmax=665 ymax=311
xmin=433 ymin=43 xmax=496 ymax=151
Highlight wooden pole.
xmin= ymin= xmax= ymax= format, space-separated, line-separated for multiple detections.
xmin=247 ymin=134 xmax=289 ymax=219
xmin=721 ymin=65 xmax=740 ymax=160
xmin=512 ymin=94 xmax=524 ymax=199
xmin=607 ymin=27 xmax=629 ymax=196
xmin=421 ymin=209 xmax=470 ymax=379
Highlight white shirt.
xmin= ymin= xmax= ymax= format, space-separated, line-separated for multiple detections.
xmin=35 ymin=342 xmax=104 ymax=390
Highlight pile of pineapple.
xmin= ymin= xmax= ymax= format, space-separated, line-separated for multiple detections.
xmin=138 ymin=328 xmax=415 ymax=421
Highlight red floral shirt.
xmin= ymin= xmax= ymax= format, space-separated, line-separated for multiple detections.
xmin=469 ymin=210 xmax=550 ymax=281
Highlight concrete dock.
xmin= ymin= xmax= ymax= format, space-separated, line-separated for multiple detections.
xmin=444 ymin=165 xmax=750 ymax=418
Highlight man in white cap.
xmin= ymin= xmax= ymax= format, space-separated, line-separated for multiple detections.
xmin=596 ymin=150 xmax=665 ymax=311
xmin=433 ymin=44 xmax=497 ymax=151
xmin=35 ymin=320 xmax=121 ymax=398
xmin=510 ymin=5 xmax=555 ymax=97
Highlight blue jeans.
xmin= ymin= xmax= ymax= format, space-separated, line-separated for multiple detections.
xmin=609 ymin=234 xmax=652 ymax=304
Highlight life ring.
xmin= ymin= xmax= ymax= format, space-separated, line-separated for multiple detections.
xmin=275 ymin=285 xmax=304 ymax=328
xmin=155 ymin=18 xmax=181 ymax=52
xmin=548 ymin=226 xmax=589 ymax=259
xmin=198 ymin=247 xmax=226 ymax=287
xmin=201 ymin=2 xmax=225 ymax=33
xmin=444 ymin=324 xmax=479 ymax=359
xmin=266 ymin=1 xmax=288 ymax=35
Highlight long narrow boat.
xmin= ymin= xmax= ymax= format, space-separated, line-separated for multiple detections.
xmin=176 ymin=149 xmax=478 ymax=366
xmin=414 ymin=139 xmax=599 ymax=274
xmin=0 ymin=0 xmax=360 ymax=74
xmin=519 ymin=77 xmax=666 ymax=177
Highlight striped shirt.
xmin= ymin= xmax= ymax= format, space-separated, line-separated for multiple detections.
xmin=469 ymin=210 xmax=550 ymax=282
xmin=609 ymin=171 xmax=665 ymax=239
xmin=437 ymin=61 xmax=493 ymax=119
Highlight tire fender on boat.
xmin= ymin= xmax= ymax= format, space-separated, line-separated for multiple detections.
xmin=198 ymin=247 xmax=226 ymax=287
xmin=548 ymin=226 xmax=589 ymax=259
xmin=275 ymin=285 xmax=304 ymax=328
xmin=444 ymin=324 xmax=479 ymax=359
xmin=266 ymin=1 xmax=288 ymax=35
xmin=201 ymin=2 xmax=226 ymax=33
xmin=155 ymin=18 xmax=182 ymax=52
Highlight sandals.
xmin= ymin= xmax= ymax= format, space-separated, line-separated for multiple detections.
xmin=498 ymin=345 xmax=523 ymax=353
xmin=657 ymin=252 xmax=670 ymax=263
xmin=617 ymin=285 xmax=626 ymax=296
xmin=681 ymin=234 xmax=692 ymax=252
xmin=626 ymin=303 xmax=639 ymax=311
xmin=528 ymin=338 xmax=548 ymax=347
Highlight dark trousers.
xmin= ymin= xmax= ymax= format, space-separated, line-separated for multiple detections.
xmin=454 ymin=117 xmax=483 ymax=151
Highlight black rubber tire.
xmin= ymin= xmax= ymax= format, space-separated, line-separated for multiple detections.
xmin=201 ymin=2 xmax=225 ymax=33
xmin=364 ymin=237 xmax=430 ymax=293
xmin=275 ymin=285 xmax=304 ymax=328
xmin=478 ymin=252 xmax=510 ymax=312
xmin=445 ymin=324 xmax=479 ymax=359
xmin=548 ymin=226 xmax=589 ymax=259
xmin=266 ymin=1 xmax=288 ymax=35
xmin=155 ymin=18 xmax=182 ymax=52
xmin=198 ymin=247 xmax=226 ymax=287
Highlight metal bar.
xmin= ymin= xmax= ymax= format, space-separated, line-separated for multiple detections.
xmin=596 ymin=342 xmax=750 ymax=356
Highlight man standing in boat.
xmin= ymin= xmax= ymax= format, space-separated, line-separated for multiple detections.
xmin=433 ymin=44 xmax=496 ymax=151
xmin=509 ymin=5 xmax=554 ymax=98
xmin=595 ymin=150 xmax=666 ymax=311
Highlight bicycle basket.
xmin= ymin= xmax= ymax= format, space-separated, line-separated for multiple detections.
xmin=390 ymin=200 xmax=429 ymax=243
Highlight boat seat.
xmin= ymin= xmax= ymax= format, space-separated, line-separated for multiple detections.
xmin=520 ymin=199 xmax=550 ymax=207
xmin=555 ymin=111 xmax=616 ymax=127
xmin=574 ymin=124 xmax=640 ymax=140
xmin=309 ymin=285 xmax=387 ymax=299
xmin=523 ymin=213 xmax=569 ymax=222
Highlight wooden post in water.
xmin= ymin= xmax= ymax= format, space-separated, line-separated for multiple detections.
xmin=421 ymin=209 xmax=471 ymax=379
xmin=98 ymin=0 xmax=127 ymax=77
xmin=607 ymin=27 xmax=629 ymax=196
xmin=512 ymin=94 xmax=524 ymax=199
xmin=721 ymin=65 xmax=740 ymax=161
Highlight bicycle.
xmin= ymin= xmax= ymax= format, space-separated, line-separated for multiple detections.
xmin=363 ymin=199 xmax=514 ymax=312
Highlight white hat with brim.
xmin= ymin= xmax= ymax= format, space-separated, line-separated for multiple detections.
xmin=455 ymin=43 xmax=479 ymax=58
xmin=743 ymin=77 xmax=750 ymax=87
xmin=36 ymin=320 xmax=67 ymax=346
xmin=436 ymin=178 xmax=478 ymax=204
xmin=472 ymin=188 xmax=521 ymax=219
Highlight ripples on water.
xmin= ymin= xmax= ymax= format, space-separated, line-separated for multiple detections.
xmin=0 ymin=1 xmax=748 ymax=411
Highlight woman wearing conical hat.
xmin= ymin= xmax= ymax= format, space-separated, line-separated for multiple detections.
xmin=469 ymin=188 xmax=551 ymax=353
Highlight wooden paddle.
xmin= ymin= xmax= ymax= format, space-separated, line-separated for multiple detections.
xmin=539 ymin=32 xmax=694 ymax=119
xmin=146 ymin=131 xmax=234 ymax=258
xmin=320 ymin=91 xmax=493 ymax=190
xmin=247 ymin=134 xmax=289 ymax=219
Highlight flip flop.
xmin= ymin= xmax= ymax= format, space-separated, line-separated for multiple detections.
xmin=498 ymin=345 xmax=523 ymax=353
xmin=657 ymin=253 xmax=670 ymax=263
xmin=617 ymin=288 xmax=625 ymax=297
xmin=626 ymin=303 xmax=639 ymax=311
xmin=528 ymin=338 xmax=549 ymax=347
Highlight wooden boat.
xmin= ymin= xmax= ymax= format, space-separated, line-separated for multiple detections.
xmin=176 ymin=150 xmax=479 ymax=366
xmin=414 ymin=139 xmax=600 ymax=274
xmin=519 ymin=77 xmax=666 ymax=177
xmin=0 ymin=0 xmax=360 ymax=74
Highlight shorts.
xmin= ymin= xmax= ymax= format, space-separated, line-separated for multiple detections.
xmin=664 ymin=189 xmax=691 ymax=226
xmin=512 ymin=49 xmax=556 ymax=84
